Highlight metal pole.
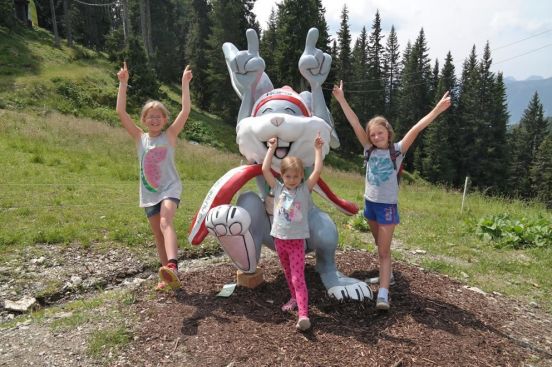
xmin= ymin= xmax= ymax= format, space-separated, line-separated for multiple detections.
xmin=461 ymin=176 xmax=469 ymax=213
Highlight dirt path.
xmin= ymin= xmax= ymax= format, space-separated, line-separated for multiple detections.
xmin=1 ymin=245 xmax=551 ymax=366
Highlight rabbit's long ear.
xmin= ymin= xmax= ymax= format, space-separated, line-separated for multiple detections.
xmin=299 ymin=91 xmax=340 ymax=149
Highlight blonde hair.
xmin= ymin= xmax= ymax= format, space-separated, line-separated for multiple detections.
xmin=366 ymin=115 xmax=395 ymax=144
xmin=280 ymin=156 xmax=304 ymax=177
xmin=140 ymin=100 xmax=170 ymax=125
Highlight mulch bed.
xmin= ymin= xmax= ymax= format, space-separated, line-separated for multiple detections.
xmin=116 ymin=250 xmax=552 ymax=367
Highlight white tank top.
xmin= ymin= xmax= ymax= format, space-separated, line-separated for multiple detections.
xmin=137 ymin=132 xmax=182 ymax=207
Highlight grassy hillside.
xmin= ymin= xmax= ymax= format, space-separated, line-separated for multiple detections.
xmin=1 ymin=26 xmax=551 ymax=312
xmin=0 ymin=26 xmax=238 ymax=152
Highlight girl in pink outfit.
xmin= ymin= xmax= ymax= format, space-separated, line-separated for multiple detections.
xmin=262 ymin=134 xmax=324 ymax=331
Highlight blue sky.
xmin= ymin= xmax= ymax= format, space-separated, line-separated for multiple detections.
xmin=253 ymin=0 xmax=552 ymax=81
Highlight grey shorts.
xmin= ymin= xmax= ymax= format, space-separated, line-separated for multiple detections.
xmin=144 ymin=198 xmax=180 ymax=218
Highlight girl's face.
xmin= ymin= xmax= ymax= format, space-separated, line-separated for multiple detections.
xmin=369 ymin=125 xmax=389 ymax=149
xmin=144 ymin=108 xmax=168 ymax=136
xmin=282 ymin=169 xmax=303 ymax=190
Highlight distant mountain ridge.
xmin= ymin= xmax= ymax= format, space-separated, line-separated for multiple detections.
xmin=504 ymin=76 xmax=552 ymax=124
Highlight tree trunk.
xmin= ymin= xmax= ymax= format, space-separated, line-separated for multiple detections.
xmin=63 ymin=0 xmax=72 ymax=46
xmin=49 ymin=0 xmax=60 ymax=47
xmin=145 ymin=0 xmax=153 ymax=56
xmin=122 ymin=0 xmax=129 ymax=45
xmin=139 ymin=0 xmax=152 ymax=57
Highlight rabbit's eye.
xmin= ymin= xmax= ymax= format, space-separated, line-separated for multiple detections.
xmin=260 ymin=107 xmax=273 ymax=115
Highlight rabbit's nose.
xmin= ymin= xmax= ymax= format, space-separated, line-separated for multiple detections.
xmin=270 ymin=116 xmax=284 ymax=127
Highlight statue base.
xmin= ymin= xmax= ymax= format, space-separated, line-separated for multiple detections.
xmin=236 ymin=268 xmax=264 ymax=288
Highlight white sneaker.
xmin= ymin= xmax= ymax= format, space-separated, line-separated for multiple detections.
xmin=296 ymin=317 xmax=311 ymax=331
xmin=376 ymin=297 xmax=390 ymax=311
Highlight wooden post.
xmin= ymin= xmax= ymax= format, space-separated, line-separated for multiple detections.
xmin=236 ymin=268 xmax=264 ymax=288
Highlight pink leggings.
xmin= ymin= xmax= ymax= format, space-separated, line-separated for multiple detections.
xmin=274 ymin=238 xmax=308 ymax=317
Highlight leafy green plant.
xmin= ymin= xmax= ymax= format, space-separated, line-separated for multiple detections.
xmin=476 ymin=213 xmax=552 ymax=249
xmin=348 ymin=213 xmax=370 ymax=232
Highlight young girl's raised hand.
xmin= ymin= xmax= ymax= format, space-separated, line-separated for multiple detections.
xmin=182 ymin=65 xmax=193 ymax=84
xmin=314 ymin=132 xmax=324 ymax=150
xmin=435 ymin=91 xmax=452 ymax=114
xmin=267 ymin=137 xmax=277 ymax=150
xmin=332 ymin=80 xmax=345 ymax=101
xmin=117 ymin=61 xmax=129 ymax=84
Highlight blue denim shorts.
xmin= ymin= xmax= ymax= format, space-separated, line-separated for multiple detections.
xmin=363 ymin=199 xmax=400 ymax=225
xmin=144 ymin=198 xmax=180 ymax=218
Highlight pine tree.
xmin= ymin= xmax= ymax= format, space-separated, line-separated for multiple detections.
xmin=123 ymin=36 xmax=160 ymax=106
xmin=523 ymin=92 xmax=547 ymax=159
xmin=422 ymin=52 xmax=457 ymax=184
xmin=429 ymin=59 xmax=439 ymax=101
xmin=313 ymin=0 xmax=331 ymax=53
xmin=273 ymin=0 xmax=328 ymax=89
xmin=383 ymin=25 xmax=400 ymax=123
xmin=330 ymin=4 xmax=356 ymax=155
xmin=334 ymin=5 xmax=351 ymax=81
xmin=350 ymin=27 xmax=369 ymax=122
xmin=458 ymin=43 xmax=509 ymax=193
xmin=260 ymin=7 xmax=278 ymax=81
xmin=1 ymin=0 xmax=16 ymax=28
xmin=186 ymin=0 xmax=212 ymax=110
xmin=481 ymin=71 xmax=509 ymax=194
xmin=396 ymin=29 xmax=432 ymax=172
xmin=205 ymin=0 xmax=259 ymax=123
xmin=149 ymin=0 xmax=190 ymax=83
xmin=455 ymin=46 xmax=480 ymax=186
xmin=366 ymin=10 xmax=385 ymax=117
xmin=69 ymin=1 xmax=112 ymax=50
xmin=529 ymin=133 xmax=552 ymax=207
xmin=472 ymin=42 xmax=496 ymax=189
xmin=508 ymin=92 xmax=547 ymax=196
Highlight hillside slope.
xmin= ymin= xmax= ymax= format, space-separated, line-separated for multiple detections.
xmin=0 ymin=25 xmax=238 ymax=153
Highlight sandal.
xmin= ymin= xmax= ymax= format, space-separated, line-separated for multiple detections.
xmin=158 ymin=266 xmax=181 ymax=290
xmin=155 ymin=281 xmax=168 ymax=291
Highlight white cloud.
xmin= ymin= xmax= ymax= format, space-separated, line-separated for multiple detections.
xmin=253 ymin=0 xmax=552 ymax=80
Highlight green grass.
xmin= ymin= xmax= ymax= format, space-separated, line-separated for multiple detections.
xmin=0 ymin=109 xmax=228 ymax=256
xmin=87 ymin=326 xmax=132 ymax=357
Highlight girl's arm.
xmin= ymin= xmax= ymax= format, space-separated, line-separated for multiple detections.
xmin=306 ymin=133 xmax=324 ymax=191
xmin=167 ymin=65 xmax=193 ymax=145
xmin=332 ymin=80 xmax=370 ymax=147
xmin=401 ymin=91 xmax=451 ymax=153
xmin=116 ymin=62 xmax=142 ymax=142
xmin=262 ymin=138 xmax=277 ymax=189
